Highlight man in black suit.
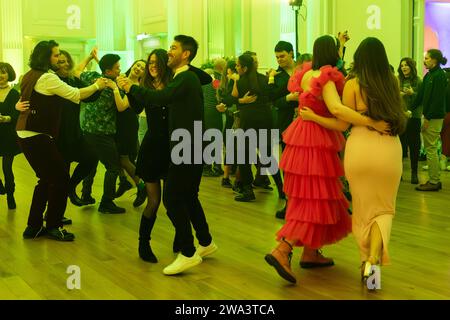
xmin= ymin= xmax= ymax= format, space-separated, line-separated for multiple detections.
xmin=119 ymin=35 xmax=217 ymax=275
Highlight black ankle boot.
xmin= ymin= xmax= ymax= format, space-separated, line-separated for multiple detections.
xmin=7 ymin=193 xmax=16 ymax=210
xmin=275 ymin=205 xmax=286 ymax=219
xmin=138 ymin=215 xmax=157 ymax=263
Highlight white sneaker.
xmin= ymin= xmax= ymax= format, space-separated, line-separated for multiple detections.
xmin=163 ymin=253 xmax=202 ymax=275
xmin=422 ymin=165 xmax=429 ymax=170
xmin=196 ymin=241 xmax=218 ymax=258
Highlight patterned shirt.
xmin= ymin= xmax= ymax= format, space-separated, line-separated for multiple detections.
xmin=80 ymin=71 xmax=123 ymax=135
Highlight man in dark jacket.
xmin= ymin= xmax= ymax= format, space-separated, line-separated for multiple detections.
xmin=413 ymin=49 xmax=448 ymax=191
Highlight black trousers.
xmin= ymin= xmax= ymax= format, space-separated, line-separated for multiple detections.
xmin=239 ymin=108 xmax=275 ymax=186
xmin=84 ymin=133 xmax=121 ymax=203
xmin=163 ymin=163 xmax=212 ymax=257
xmin=60 ymin=137 xmax=99 ymax=194
xmin=1 ymin=155 xmax=15 ymax=193
xmin=19 ymin=135 xmax=69 ymax=229
xmin=400 ymin=118 xmax=421 ymax=173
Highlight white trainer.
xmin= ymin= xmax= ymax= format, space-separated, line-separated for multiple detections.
xmin=163 ymin=253 xmax=202 ymax=275
xmin=196 ymin=241 xmax=218 ymax=258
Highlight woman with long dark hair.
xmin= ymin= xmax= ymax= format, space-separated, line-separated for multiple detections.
xmin=300 ymin=37 xmax=405 ymax=287
xmin=225 ymin=53 xmax=283 ymax=202
xmin=397 ymin=57 xmax=422 ymax=184
xmin=265 ymin=35 xmax=389 ymax=284
xmin=127 ymin=50 xmax=172 ymax=262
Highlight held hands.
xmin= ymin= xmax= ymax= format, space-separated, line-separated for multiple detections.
xmin=216 ymin=103 xmax=227 ymax=113
xmin=239 ymin=91 xmax=257 ymax=104
xmin=95 ymin=77 xmax=109 ymax=90
xmin=15 ymin=100 xmax=30 ymax=112
xmin=104 ymin=78 xmax=118 ymax=90
xmin=117 ymin=76 xmax=132 ymax=93
xmin=338 ymin=31 xmax=350 ymax=46
xmin=90 ymin=47 xmax=99 ymax=63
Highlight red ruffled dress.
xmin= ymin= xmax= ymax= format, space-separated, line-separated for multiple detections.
xmin=277 ymin=63 xmax=352 ymax=249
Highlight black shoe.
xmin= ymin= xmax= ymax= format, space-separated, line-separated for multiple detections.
xmin=47 ymin=227 xmax=75 ymax=241
xmin=23 ymin=226 xmax=47 ymax=239
xmin=411 ymin=173 xmax=419 ymax=185
xmin=115 ymin=179 xmax=133 ymax=198
xmin=81 ymin=194 xmax=96 ymax=205
xmin=221 ymin=178 xmax=233 ymax=188
xmin=139 ymin=240 xmax=158 ymax=263
xmin=7 ymin=193 xmax=16 ymax=209
xmin=69 ymin=190 xmax=88 ymax=207
xmin=99 ymin=201 xmax=126 ymax=214
xmin=133 ymin=186 xmax=147 ymax=208
xmin=235 ymin=186 xmax=256 ymax=202
xmin=0 ymin=180 xmax=5 ymax=195
xmin=62 ymin=217 xmax=73 ymax=225
xmin=275 ymin=206 xmax=286 ymax=219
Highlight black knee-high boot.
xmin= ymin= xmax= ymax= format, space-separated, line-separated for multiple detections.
xmin=272 ymin=171 xmax=285 ymax=199
xmin=138 ymin=215 xmax=157 ymax=263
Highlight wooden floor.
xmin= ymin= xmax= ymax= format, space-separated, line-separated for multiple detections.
xmin=0 ymin=154 xmax=449 ymax=300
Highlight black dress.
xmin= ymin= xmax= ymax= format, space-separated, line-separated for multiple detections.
xmin=0 ymin=89 xmax=21 ymax=156
xmin=127 ymin=94 xmax=170 ymax=183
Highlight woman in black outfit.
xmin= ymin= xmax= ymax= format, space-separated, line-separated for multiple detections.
xmin=127 ymin=50 xmax=172 ymax=263
xmin=0 ymin=62 xmax=20 ymax=209
xmin=115 ymin=59 xmax=147 ymax=207
xmin=224 ymin=54 xmax=283 ymax=202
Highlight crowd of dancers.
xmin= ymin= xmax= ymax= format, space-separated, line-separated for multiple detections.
xmin=0 ymin=31 xmax=448 ymax=286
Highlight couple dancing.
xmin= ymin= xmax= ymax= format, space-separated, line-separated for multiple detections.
xmin=265 ymin=35 xmax=406 ymax=287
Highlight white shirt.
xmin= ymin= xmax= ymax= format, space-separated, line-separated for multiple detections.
xmin=17 ymin=71 xmax=81 ymax=138
xmin=173 ymin=65 xmax=189 ymax=79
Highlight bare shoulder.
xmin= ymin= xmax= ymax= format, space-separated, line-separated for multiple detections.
xmin=344 ymin=78 xmax=359 ymax=90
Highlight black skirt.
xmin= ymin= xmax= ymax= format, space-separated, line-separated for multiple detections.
xmin=136 ymin=130 xmax=170 ymax=182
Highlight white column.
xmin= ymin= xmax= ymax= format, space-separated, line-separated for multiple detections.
xmin=413 ymin=0 xmax=425 ymax=76
xmin=95 ymin=0 xmax=115 ymax=52
xmin=0 ymin=0 xmax=24 ymax=75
